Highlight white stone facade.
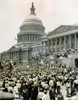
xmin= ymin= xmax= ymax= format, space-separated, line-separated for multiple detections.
xmin=42 ymin=25 xmax=78 ymax=54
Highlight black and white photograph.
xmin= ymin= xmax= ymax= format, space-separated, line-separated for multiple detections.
xmin=0 ymin=0 xmax=78 ymax=100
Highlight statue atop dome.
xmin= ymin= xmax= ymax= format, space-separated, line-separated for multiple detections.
xmin=30 ymin=2 xmax=36 ymax=15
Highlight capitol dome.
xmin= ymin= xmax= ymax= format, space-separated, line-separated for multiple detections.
xmin=23 ymin=2 xmax=43 ymax=25
xmin=23 ymin=15 xmax=42 ymax=25
xmin=17 ymin=2 xmax=45 ymax=46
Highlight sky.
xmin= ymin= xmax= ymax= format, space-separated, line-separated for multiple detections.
xmin=0 ymin=0 xmax=78 ymax=52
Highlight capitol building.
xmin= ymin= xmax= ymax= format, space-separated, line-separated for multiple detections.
xmin=1 ymin=3 xmax=78 ymax=65
xmin=1 ymin=3 xmax=46 ymax=65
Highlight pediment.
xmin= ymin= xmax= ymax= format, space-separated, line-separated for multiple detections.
xmin=9 ymin=46 xmax=19 ymax=52
xmin=48 ymin=25 xmax=78 ymax=36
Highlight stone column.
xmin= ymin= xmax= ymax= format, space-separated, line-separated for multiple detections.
xmin=22 ymin=36 xmax=23 ymax=42
xmin=35 ymin=34 xmax=37 ymax=41
xmin=23 ymin=35 xmax=25 ymax=42
xmin=28 ymin=34 xmax=29 ymax=41
xmin=26 ymin=35 xmax=28 ymax=41
xmin=33 ymin=34 xmax=34 ymax=41
xmin=32 ymin=34 xmax=33 ymax=41
xmin=55 ymin=38 xmax=57 ymax=51
xmin=59 ymin=37 xmax=62 ymax=51
xmin=28 ymin=34 xmax=30 ymax=41
xmin=42 ymin=42 xmax=43 ymax=53
xmin=38 ymin=35 xmax=39 ymax=41
xmin=51 ymin=39 xmax=53 ymax=52
xmin=39 ymin=35 xmax=40 ymax=41
xmin=26 ymin=50 xmax=28 ymax=60
xmin=74 ymin=33 xmax=77 ymax=49
xmin=69 ymin=34 xmax=71 ymax=49
xmin=45 ymin=41 xmax=47 ymax=54
xmin=64 ymin=36 xmax=66 ymax=49
xmin=30 ymin=34 xmax=31 ymax=41
xmin=37 ymin=35 xmax=38 ymax=41
xmin=36 ymin=34 xmax=38 ymax=41
xmin=48 ymin=40 xmax=50 ymax=53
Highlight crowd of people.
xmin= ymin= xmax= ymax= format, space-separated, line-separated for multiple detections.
xmin=0 ymin=49 xmax=78 ymax=100
xmin=0 ymin=60 xmax=78 ymax=100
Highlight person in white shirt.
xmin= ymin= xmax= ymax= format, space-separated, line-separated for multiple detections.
xmin=42 ymin=90 xmax=50 ymax=100
xmin=37 ymin=88 xmax=45 ymax=100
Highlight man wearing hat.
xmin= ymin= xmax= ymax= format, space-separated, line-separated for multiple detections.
xmin=31 ymin=82 xmax=38 ymax=100
xmin=49 ymin=86 xmax=55 ymax=100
